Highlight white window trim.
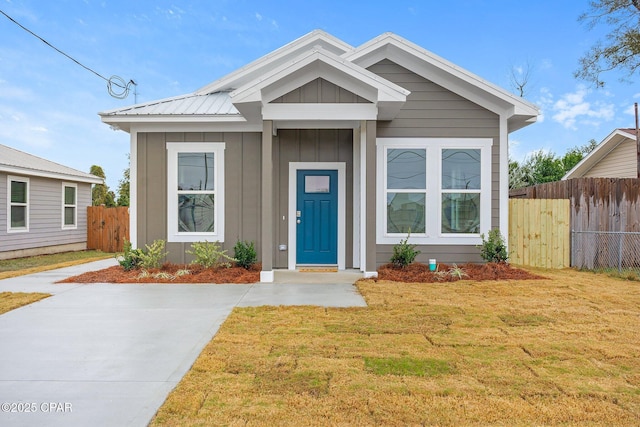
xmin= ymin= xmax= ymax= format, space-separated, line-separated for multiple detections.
xmin=61 ymin=182 xmax=78 ymax=230
xmin=7 ymin=175 xmax=29 ymax=233
xmin=376 ymin=138 xmax=492 ymax=245
xmin=166 ymin=142 xmax=225 ymax=243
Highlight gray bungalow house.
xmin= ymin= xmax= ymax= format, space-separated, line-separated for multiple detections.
xmin=99 ymin=30 xmax=539 ymax=281
xmin=0 ymin=144 xmax=103 ymax=260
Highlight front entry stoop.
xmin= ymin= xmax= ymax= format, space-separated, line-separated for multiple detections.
xmin=271 ymin=269 xmax=364 ymax=284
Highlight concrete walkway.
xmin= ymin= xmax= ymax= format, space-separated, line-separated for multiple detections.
xmin=0 ymin=260 xmax=367 ymax=427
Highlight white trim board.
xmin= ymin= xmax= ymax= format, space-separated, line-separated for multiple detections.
xmin=288 ymin=162 xmax=346 ymax=271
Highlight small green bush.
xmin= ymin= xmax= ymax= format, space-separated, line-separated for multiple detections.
xmin=187 ymin=241 xmax=236 ymax=269
xmin=117 ymin=239 xmax=144 ymax=271
xmin=234 ymin=240 xmax=257 ymax=269
xmin=478 ymin=229 xmax=508 ymax=263
xmin=390 ymin=231 xmax=420 ymax=268
xmin=138 ymin=239 xmax=168 ymax=269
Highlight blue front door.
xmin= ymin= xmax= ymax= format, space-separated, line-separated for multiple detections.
xmin=296 ymin=169 xmax=338 ymax=265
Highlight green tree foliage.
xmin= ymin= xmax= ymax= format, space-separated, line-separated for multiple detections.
xmin=116 ymin=167 xmax=130 ymax=207
xmin=575 ymin=0 xmax=640 ymax=87
xmin=509 ymin=140 xmax=598 ymax=189
xmin=90 ymin=165 xmax=115 ymax=206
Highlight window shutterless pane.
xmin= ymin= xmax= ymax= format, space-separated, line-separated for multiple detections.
xmin=442 ymin=149 xmax=481 ymax=190
xmin=178 ymin=194 xmax=215 ymax=232
xmin=178 ymin=153 xmax=215 ymax=191
xmin=11 ymin=181 xmax=26 ymax=203
xmin=387 ymin=149 xmax=426 ymax=189
xmin=64 ymin=207 xmax=75 ymax=225
xmin=387 ymin=192 xmax=426 ymax=234
xmin=11 ymin=206 xmax=26 ymax=228
xmin=441 ymin=193 xmax=480 ymax=234
xmin=304 ymin=175 xmax=330 ymax=193
xmin=65 ymin=186 xmax=76 ymax=204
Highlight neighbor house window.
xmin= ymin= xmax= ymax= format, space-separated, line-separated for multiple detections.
xmin=62 ymin=183 xmax=77 ymax=229
xmin=166 ymin=142 xmax=225 ymax=242
xmin=8 ymin=176 xmax=29 ymax=232
xmin=376 ymin=138 xmax=491 ymax=245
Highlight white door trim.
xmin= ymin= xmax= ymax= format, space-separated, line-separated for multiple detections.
xmin=288 ymin=162 xmax=346 ymax=270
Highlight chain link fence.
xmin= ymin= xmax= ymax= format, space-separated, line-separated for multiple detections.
xmin=571 ymin=231 xmax=640 ymax=272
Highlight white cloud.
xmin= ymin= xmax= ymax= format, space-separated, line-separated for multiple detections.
xmin=255 ymin=13 xmax=263 ymax=21
xmin=549 ymin=86 xmax=615 ymax=130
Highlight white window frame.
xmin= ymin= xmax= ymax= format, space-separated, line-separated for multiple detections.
xmin=166 ymin=142 xmax=225 ymax=243
xmin=61 ymin=182 xmax=78 ymax=229
xmin=376 ymin=138 xmax=492 ymax=245
xmin=7 ymin=175 xmax=29 ymax=233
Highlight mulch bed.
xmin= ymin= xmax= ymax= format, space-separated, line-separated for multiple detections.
xmin=57 ymin=263 xmax=261 ymax=284
xmin=58 ymin=261 xmax=542 ymax=284
xmin=376 ymin=262 xmax=544 ymax=283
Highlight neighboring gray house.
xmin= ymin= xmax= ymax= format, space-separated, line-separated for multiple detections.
xmin=563 ymin=128 xmax=638 ymax=179
xmin=99 ymin=30 xmax=539 ymax=281
xmin=0 ymin=144 xmax=103 ymax=260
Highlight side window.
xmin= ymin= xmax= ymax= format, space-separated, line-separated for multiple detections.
xmin=62 ymin=183 xmax=77 ymax=229
xmin=441 ymin=149 xmax=481 ymax=234
xmin=385 ymin=148 xmax=427 ymax=234
xmin=8 ymin=176 xmax=29 ymax=232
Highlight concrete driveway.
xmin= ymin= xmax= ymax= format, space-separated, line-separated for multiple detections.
xmin=0 ymin=260 xmax=366 ymax=427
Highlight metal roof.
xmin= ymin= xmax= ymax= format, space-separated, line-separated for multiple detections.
xmin=100 ymin=91 xmax=239 ymax=117
xmin=0 ymin=144 xmax=104 ymax=184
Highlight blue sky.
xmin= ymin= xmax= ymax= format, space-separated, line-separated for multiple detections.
xmin=1 ymin=0 xmax=638 ymax=190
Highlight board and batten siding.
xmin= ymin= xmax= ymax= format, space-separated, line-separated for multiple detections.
xmin=272 ymin=129 xmax=354 ymax=268
xmin=369 ymin=59 xmax=500 ymax=265
xmin=135 ymin=132 xmax=262 ymax=264
xmin=582 ymin=138 xmax=637 ymax=178
xmin=0 ymin=173 xmax=91 ymax=255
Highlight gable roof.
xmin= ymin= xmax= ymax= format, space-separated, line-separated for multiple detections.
xmin=0 ymin=144 xmax=104 ymax=184
xmin=100 ymin=30 xmax=539 ymax=132
xmin=562 ymin=128 xmax=638 ymax=180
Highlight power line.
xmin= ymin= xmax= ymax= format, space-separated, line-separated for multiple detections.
xmin=0 ymin=8 xmax=136 ymax=100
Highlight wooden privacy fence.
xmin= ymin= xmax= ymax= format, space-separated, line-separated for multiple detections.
xmin=87 ymin=206 xmax=130 ymax=253
xmin=508 ymin=199 xmax=570 ymax=268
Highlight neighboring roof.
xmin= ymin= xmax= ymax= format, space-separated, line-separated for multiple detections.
xmin=562 ymin=128 xmax=638 ymax=180
xmin=0 ymin=144 xmax=104 ymax=184
xmin=100 ymin=30 xmax=539 ymax=132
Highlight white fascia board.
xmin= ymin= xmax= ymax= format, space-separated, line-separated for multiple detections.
xmin=562 ymin=129 xmax=629 ymax=180
xmin=263 ymin=103 xmax=377 ymax=121
xmin=128 ymin=121 xmax=263 ymax=134
xmin=196 ymin=30 xmax=354 ymax=95
xmin=230 ymin=48 xmax=408 ymax=107
xmin=348 ymin=33 xmax=539 ymax=121
xmin=0 ymin=165 xmax=104 ymax=184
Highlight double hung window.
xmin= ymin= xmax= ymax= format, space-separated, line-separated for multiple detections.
xmin=167 ymin=143 xmax=225 ymax=242
xmin=8 ymin=176 xmax=29 ymax=232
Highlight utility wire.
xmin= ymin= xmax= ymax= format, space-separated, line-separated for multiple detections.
xmin=0 ymin=8 xmax=136 ymax=99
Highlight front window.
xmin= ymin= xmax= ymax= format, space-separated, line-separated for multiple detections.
xmin=385 ymin=148 xmax=426 ymax=234
xmin=8 ymin=176 xmax=29 ymax=232
xmin=441 ymin=149 xmax=481 ymax=234
xmin=167 ymin=143 xmax=225 ymax=242
xmin=62 ymin=183 xmax=77 ymax=229
xmin=376 ymin=138 xmax=491 ymax=245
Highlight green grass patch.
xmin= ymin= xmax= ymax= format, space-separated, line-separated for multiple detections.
xmin=499 ymin=313 xmax=554 ymax=327
xmin=0 ymin=250 xmax=111 ymax=279
xmin=364 ymin=356 xmax=453 ymax=377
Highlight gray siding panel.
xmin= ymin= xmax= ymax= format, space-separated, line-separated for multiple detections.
xmin=136 ymin=132 xmax=262 ymax=264
xmin=273 ymin=78 xmax=370 ymax=103
xmin=273 ymin=129 xmax=353 ymax=269
xmin=0 ymin=173 xmax=90 ymax=254
xmin=369 ymin=59 xmax=500 ymax=264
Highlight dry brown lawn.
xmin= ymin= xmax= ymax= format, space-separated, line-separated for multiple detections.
xmin=151 ymin=268 xmax=640 ymax=426
xmin=0 ymin=292 xmax=50 ymax=315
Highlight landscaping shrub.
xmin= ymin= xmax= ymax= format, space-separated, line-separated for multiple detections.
xmin=187 ymin=241 xmax=236 ymax=269
xmin=478 ymin=229 xmax=508 ymax=263
xmin=234 ymin=240 xmax=257 ymax=269
xmin=117 ymin=239 xmax=144 ymax=271
xmin=138 ymin=239 xmax=168 ymax=269
xmin=390 ymin=231 xmax=420 ymax=268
